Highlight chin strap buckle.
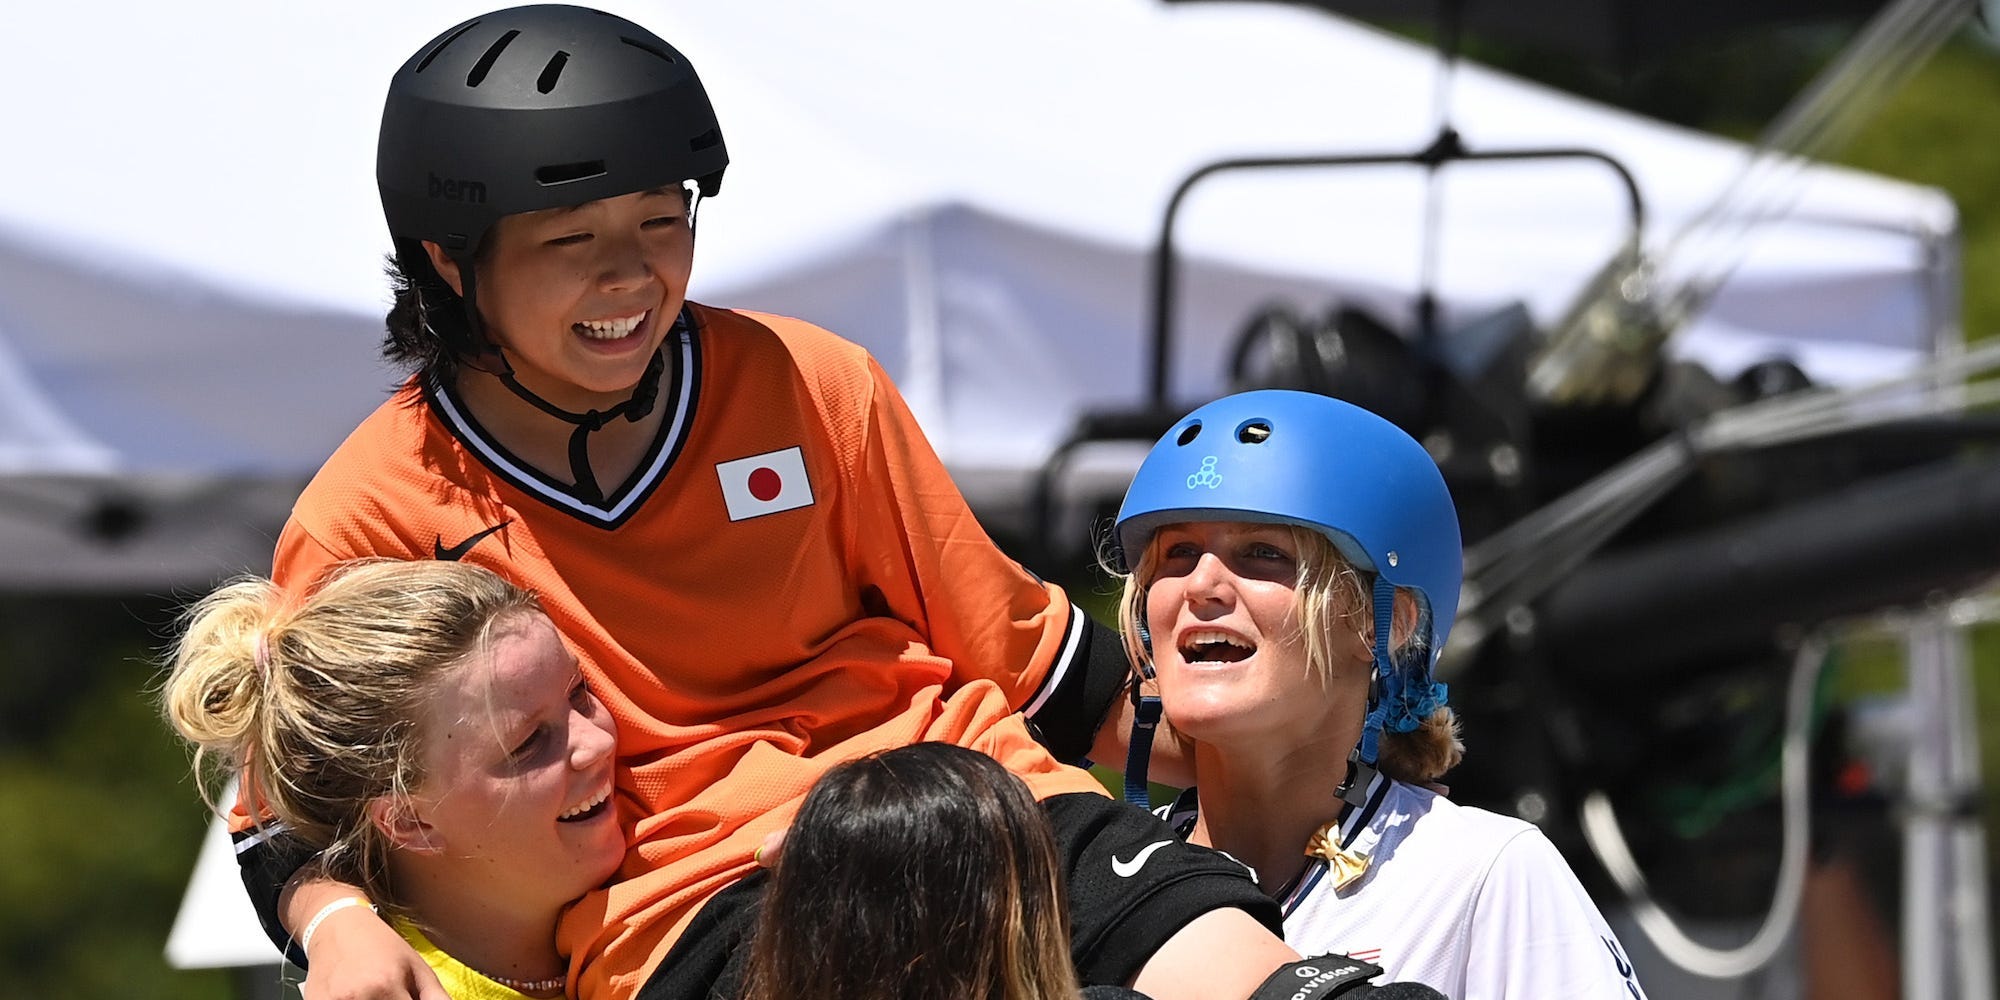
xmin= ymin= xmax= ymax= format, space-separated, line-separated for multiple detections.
xmin=1335 ymin=749 xmax=1379 ymax=809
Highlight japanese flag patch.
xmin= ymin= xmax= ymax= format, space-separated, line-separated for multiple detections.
xmin=716 ymin=446 xmax=815 ymax=521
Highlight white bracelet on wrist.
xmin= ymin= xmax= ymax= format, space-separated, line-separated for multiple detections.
xmin=300 ymin=896 xmax=376 ymax=954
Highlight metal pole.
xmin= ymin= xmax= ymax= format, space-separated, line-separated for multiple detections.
xmin=1903 ymin=604 xmax=1995 ymax=1000
xmin=1147 ymin=145 xmax=1643 ymax=410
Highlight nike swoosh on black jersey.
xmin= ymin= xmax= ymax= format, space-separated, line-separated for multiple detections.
xmin=1110 ymin=840 xmax=1173 ymax=878
xmin=434 ymin=521 xmax=511 ymax=561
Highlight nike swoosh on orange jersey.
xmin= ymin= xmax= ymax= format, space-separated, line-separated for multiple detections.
xmin=434 ymin=521 xmax=511 ymax=561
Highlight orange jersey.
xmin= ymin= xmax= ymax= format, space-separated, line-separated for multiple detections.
xmin=273 ymin=305 xmax=1106 ymax=998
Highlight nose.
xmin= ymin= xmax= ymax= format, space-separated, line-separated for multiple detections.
xmin=1182 ymin=551 xmax=1235 ymax=606
xmin=569 ymin=702 xmax=616 ymax=771
xmin=594 ymin=234 xmax=655 ymax=294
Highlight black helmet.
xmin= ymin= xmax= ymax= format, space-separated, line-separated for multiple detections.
xmin=377 ymin=4 xmax=728 ymax=260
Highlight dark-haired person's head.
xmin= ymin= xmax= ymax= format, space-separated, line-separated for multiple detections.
xmin=742 ymin=743 xmax=1081 ymax=1000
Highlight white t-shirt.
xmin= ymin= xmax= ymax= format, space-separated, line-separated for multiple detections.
xmin=1160 ymin=775 xmax=1647 ymax=1000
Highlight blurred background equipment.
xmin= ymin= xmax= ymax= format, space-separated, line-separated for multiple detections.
xmin=1050 ymin=1 xmax=1997 ymax=998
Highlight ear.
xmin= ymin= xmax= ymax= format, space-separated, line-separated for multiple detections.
xmin=369 ymin=795 xmax=442 ymax=855
xmin=422 ymin=241 xmax=465 ymax=297
xmin=1390 ymin=590 xmax=1422 ymax=650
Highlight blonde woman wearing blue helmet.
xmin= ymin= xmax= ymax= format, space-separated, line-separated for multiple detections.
xmin=1112 ymin=390 xmax=1646 ymax=1000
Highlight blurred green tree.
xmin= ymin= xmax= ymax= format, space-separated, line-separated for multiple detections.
xmin=0 ymin=595 xmax=228 ymax=999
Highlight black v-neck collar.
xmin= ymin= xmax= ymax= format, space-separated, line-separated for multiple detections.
xmin=427 ymin=307 xmax=703 ymax=529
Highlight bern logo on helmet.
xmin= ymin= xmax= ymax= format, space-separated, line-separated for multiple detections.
xmin=427 ymin=172 xmax=488 ymax=204
xmin=1187 ymin=456 xmax=1223 ymax=490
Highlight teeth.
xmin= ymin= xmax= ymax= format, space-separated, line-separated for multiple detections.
xmin=1181 ymin=630 xmax=1251 ymax=650
xmin=559 ymin=787 xmax=610 ymax=820
xmin=575 ymin=311 xmax=647 ymax=339
xmin=1179 ymin=629 xmax=1255 ymax=663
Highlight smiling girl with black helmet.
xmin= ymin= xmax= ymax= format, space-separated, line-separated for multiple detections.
xmin=1111 ymin=390 xmax=1647 ymax=1000
xmin=234 ymin=7 xmax=1312 ymax=1000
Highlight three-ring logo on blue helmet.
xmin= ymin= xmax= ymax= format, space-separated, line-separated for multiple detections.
xmin=1187 ymin=456 xmax=1223 ymax=490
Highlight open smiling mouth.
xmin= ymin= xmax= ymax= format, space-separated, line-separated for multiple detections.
xmin=573 ymin=310 xmax=648 ymax=340
xmin=1179 ymin=630 xmax=1255 ymax=664
xmin=558 ymin=787 xmax=611 ymax=823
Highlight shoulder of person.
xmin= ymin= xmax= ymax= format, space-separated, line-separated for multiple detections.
xmin=688 ymin=302 xmax=881 ymax=395
xmin=288 ymin=383 xmax=509 ymax=562
xmin=1457 ymin=814 xmax=1615 ymax=934
xmin=315 ymin=380 xmax=429 ymax=465
xmin=696 ymin=302 xmax=900 ymax=420
xmin=1376 ymin=780 xmax=1546 ymax=872
xmin=689 ymin=302 xmax=863 ymax=356
xmin=290 ymin=393 xmax=420 ymax=518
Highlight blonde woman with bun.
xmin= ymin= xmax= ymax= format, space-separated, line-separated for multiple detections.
xmin=163 ymin=560 xmax=622 ymax=999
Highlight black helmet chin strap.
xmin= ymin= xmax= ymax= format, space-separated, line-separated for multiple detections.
xmin=457 ymin=265 xmax=669 ymax=506
xmin=494 ymin=349 xmax=665 ymax=505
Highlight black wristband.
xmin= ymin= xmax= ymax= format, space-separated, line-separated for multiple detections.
xmin=1249 ymin=957 xmax=1385 ymax=1000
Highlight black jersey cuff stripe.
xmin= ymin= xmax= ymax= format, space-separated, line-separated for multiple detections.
xmin=237 ymin=827 xmax=323 ymax=967
xmin=1025 ymin=613 xmax=1132 ymax=765
xmin=1023 ymin=604 xmax=1088 ymax=717
xmin=230 ymin=822 xmax=289 ymax=853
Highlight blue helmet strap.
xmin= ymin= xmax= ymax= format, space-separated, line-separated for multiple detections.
xmin=1123 ymin=595 xmax=1163 ymax=809
xmin=1344 ymin=576 xmax=1447 ymax=804
xmin=1123 ymin=659 xmax=1162 ymax=809
xmin=1356 ymin=577 xmax=1396 ymax=764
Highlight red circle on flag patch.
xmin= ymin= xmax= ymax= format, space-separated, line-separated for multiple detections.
xmin=747 ymin=467 xmax=783 ymax=502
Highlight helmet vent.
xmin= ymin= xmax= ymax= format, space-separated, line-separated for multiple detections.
xmin=1237 ymin=420 xmax=1273 ymax=444
xmin=689 ymin=128 xmax=723 ymax=152
xmin=536 ymin=51 xmax=570 ymax=93
xmin=535 ymin=160 xmax=607 ymax=186
xmin=621 ymin=36 xmax=679 ymax=65
xmin=465 ymin=30 xmax=521 ymax=87
xmin=414 ymin=21 xmax=480 ymax=74
xmin=1175 ymin=422 xmax=1202 ymax=447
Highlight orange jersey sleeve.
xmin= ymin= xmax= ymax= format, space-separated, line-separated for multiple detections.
xmin=834 ymin=351 xmax=1077 ymax=711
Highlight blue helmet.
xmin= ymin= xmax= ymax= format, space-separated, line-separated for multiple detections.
xmin=1114 ymin=390 xmax=1461 ymax=658
xmin=1113 ymin=390 xmax=1462 ymax=753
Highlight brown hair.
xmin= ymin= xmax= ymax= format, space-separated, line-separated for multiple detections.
xmin=740 ymin=743 xmax=1081 ymax=1000
xmin=160 ymin=559 xmax=541 ymax=907
xmin=1116 ymin=525 xmax=1462 ymax=783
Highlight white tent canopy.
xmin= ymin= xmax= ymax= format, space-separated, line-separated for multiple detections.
xmin=0 ymin=0 xmax=1957 ymax=591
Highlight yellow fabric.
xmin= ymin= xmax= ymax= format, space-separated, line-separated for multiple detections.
xmin=392 ymin=919 xmax=546 ymax=1000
